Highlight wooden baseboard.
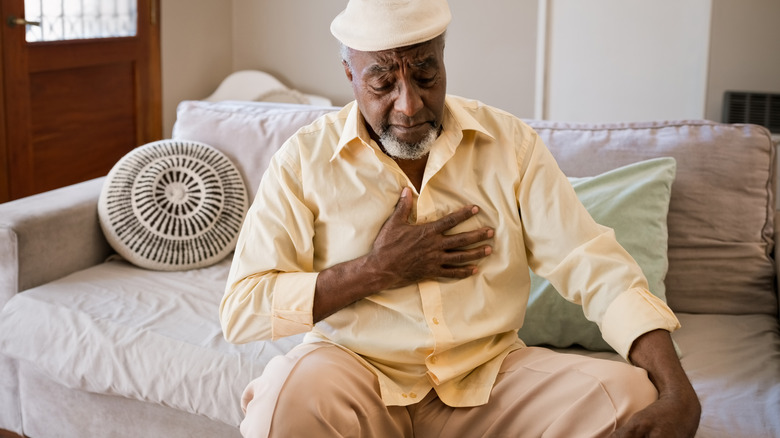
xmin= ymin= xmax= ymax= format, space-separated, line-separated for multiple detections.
xmin=0 ymin=429 xmax=24 ymax=438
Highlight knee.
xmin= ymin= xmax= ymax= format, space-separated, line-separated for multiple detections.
xmin=265 ymin=346 xmax=407 ymax=437
xmin=241 ymin=345 xmax=383 ymax=437
xmin=272 ymin=345 xmax=384 ymax=424
xmin=598 ymin=362 xmax=658 ymax=424
xmin=276 ymin=345 xmax=378 ymax=405
xmin=553 ymin=360 xmax=657 ymax=437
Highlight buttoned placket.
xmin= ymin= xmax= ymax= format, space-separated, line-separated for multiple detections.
xmin=361 ymin=127 xmax=463 ymax=392
xmin=416 ymin=188 xmax=455 ymax=384
xmin=410 ymin=127 xmax=464 ymax=385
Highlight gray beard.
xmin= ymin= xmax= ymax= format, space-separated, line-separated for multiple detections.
xmin=379 ymin=127 xmax=438 ymax=160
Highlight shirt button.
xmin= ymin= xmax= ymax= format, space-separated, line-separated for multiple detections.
xmin=432 ymin=317 xmax=440 ymax=325
xmin=402 ymin=393 xmax=408 ymax=398
xmin=429 ymin=356 xmax=438 ymax=364
xmin=409 ymin=392 xmax=417 ymax=399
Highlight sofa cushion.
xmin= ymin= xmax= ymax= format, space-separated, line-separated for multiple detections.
xmin=528 ymin=120 xmax=777 ymax=315
xmin=98 ymin=140 xmax=248 ymax=271
xmin=561 ymin=313 xmax=780 ymax=438
xmin=673 ymin=313 xmax=780 ymax=437
xmin=519 ymin=157 xmax=676 ymax=351
xmin=0 ymin=259 xmax=302 ymax=427
xmin=172 ymin=101 xmax=338 ymax=200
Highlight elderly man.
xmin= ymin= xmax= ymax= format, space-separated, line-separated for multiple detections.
xmin=220 ymin=1 xmax=701 ymax=437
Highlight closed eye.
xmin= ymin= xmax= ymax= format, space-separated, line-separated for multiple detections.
xmin=370 ymin=82 xmax=393 ymax=93
xmin=416 ymin=75 xmax=437 ymax=87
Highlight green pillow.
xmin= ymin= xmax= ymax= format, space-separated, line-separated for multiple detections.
xmin=517 ymin=157 xmax=677 ymax=351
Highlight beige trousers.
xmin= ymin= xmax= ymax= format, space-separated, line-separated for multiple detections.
xmin=240 ymin=343 xmax=657 ymax=438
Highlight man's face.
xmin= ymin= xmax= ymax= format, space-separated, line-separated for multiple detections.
xmin=344 ymin=36 xmax=447 ymax=159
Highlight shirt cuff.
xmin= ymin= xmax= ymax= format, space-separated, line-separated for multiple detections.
xmin=601 ymin=288 xmax=681 ymax=361
xmin=271 ymin=272 xmax=318 ymax=339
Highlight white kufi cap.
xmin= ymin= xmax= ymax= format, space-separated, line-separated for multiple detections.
xmin=331 ymin=0 xmax=451 ymax=52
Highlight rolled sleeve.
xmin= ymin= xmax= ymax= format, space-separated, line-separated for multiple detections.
xmin=271 ymin=272 xmax=318 ymax=339
xmin=601 ymin=287 xmax=681 ymax=360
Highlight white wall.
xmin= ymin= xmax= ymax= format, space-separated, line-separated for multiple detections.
xmin=159 ymin=1 xmax=780 ymax=136
xmin=230 ymin=0 xmax=347 ymax=104
xmin=443 ymin=1 xmax=538 ymax=119
xmin=229 ymin=0 xmax=539 ymax=119
xmin=543 ymin=0 xmax=712 ymax=123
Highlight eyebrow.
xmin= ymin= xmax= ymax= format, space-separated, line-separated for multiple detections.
xmin=412 ymin=56 xmax=437 ymax=69
xmin=366 ymin=63 xmax=393 ymax=74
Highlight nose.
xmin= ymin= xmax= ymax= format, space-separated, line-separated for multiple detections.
xmin=394 ymin=78 xmax=423 ymax=118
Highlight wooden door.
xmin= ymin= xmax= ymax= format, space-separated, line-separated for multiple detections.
xmin=0 ymin=0 xmax=161 ymax=202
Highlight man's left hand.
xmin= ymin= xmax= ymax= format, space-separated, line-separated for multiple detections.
xmin=611 ymin=329 xmax=701 ymax=438
xmin=611 ymin=391 xmax=700 ymax=437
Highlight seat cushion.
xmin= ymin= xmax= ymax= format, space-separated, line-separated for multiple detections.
xmin=0 ymin=258 xmax=302 ymax=427
xmin=0 ymin=262 xmax=777 ymax=436
xmin=673 ymin=314 xmax=780 ymax=438
xmin=561 ymin=313 xmax=780 ymax=438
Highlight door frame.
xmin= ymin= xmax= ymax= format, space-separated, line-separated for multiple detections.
xmin=0 ymin=0 xmax=162 ymax=202
xmin=0 ymin=15 xmax=9 ymax=202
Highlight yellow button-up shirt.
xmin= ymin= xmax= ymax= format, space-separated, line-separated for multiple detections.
xmin=220 ymin=95 xmax=680 ymax=407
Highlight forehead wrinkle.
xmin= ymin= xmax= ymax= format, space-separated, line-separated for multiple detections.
xmin=365 ymin=53 xmax=437 ymax=76
xmin=355 ymin=36 xmax=443 ymax=74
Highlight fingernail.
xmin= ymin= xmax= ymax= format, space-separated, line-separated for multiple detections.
xmin=487 ymin=229 xmax=494 ymax=238
xmin=471 ymin=206 xmax=479 ymax=214
xmin=485 ymin=246 xmax=492 ymax=255
xmin=401 ymin=187 xmax=409 ymax=198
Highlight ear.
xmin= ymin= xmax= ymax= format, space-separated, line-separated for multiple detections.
xmin=342 ymin=60 xmax=353 ymax=82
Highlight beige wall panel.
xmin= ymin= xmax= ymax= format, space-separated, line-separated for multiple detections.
xmin=161 ymin=0 xmax=234 ymax=137
xmin=705 ymin=0 xmax=780 ymax=122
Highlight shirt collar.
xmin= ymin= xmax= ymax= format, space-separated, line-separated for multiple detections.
xmin=332 ymin=102 xmax=368 ymax=161
xmin=443 ymin=95 xmax=494 ymax=141
xmin=331 ymin=96 xmax=495 ymax=162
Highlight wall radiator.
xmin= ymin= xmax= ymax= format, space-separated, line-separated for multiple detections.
xmin=723 ymin=91 xmax=780 ymax=135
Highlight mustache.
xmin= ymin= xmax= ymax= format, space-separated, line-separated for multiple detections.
xmin=380 ymin=117 xmax=440 ymax=132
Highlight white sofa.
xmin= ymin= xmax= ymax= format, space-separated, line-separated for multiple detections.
xmin=0 ymin=100 xmax=778 ymax=437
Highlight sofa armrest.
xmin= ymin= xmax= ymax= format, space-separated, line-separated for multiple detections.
xmin=0 ymin=178 xmax=113 ymax=308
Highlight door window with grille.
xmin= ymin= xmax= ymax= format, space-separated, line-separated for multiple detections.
xmin=24 ymin=0 xmax=137 ymax=42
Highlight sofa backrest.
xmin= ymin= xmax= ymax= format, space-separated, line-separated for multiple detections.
xmin=173 ymin=101 xmax=778 ymax=316
xmin=528 ymin=120 xmax=777 ymax=316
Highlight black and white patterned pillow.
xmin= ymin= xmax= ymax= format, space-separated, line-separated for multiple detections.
xmin=98 ymin=140 xmax=248 ymax=271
